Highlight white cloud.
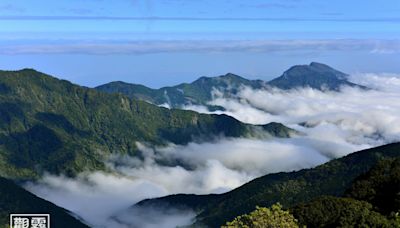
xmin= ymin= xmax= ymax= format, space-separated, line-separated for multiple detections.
xmin=25 ymin=137 xmax=329 ymax=227
xmin=192 ymin=74 xmax=400 ymax=148
xmin=349 ymin=73 xmax=400 ymax=92
xmin=25 ymin=172 xmax=167 ymax=227
xmin=110 ymin=205 xmax=196 ymax=228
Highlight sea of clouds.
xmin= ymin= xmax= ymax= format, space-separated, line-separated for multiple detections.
xmin=25 ymin=73 xmax=400 ymax=228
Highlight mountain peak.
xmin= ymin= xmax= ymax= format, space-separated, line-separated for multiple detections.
xmin=284 ymin=62 xmax=345 ymax=77
xmin=0 ymin=68 xmax=40 ymax=75
xmin=267 ymin=62 xmax=360 ymax=90
xmin=223 ymin=72 xmax=239 ymax=77
xmin=220 ymin=72 xmax=246 ymax=81
xmin=309 ymin=62 xmax=329 ymax=68
xmin=20 ymin=68 xmax=39 ymax=72
xmin=193 ymin=73 xmax=248 ymax=84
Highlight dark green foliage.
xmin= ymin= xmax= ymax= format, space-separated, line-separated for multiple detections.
xmin=0 ymin=176 xmax=89 ymax=228
xmin=0 ymin=69 xmax=291 ymax=179
xmin=345 ymin=158 xmax=400 ymax=215
xmin=4 ymin=125 xmax=62 ymax=168
xmin=268 ymin=62 xmax=366 ymax=90
xmin=35 ymin=112 xmax=89 ymax=136
xmin=289 ymin=157 xmax=400 ymax=227
xmin=0 ymin=102 xmax=25 ymax=127
xmin=137 ymin=143 xmax=400 ymax=227
xmin=0 ymin=83 xmax=11 ymax=94
xmin=291 ymin=196 xmax=391 ymax=228
xmin=222 ymin=204 xmax=299 ymax=228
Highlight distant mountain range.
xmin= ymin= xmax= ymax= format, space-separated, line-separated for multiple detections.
xmin=0 ymin=69 xmax=293 ymax=179
xmin=135 ymin=143 xmax=400 ymax=227
xmin=95 ymin=72 xmax=264 ymax=109
xmin=96 ymin=62 xmax=367 ymax=108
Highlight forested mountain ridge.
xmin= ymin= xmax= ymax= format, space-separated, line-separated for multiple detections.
xmin=0 ymin=69 xmax=293 ymax=179
xmin=95 ymin=72 xmax=265 ymax=108
xmin=289 ymin=157 xmax=400 ymax=227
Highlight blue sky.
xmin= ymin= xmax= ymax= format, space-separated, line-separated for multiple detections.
xmin=0 ymin=0 xmax=399 ymax=87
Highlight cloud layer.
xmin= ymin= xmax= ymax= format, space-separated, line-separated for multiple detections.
xmin=187 ymin=73 xmax=400 ymax=147
xmin=24 ymin=73 xmax=400 ymax=227
xmin=1 ymin=39 xmax=399 ymax=55
xmin=26 ymin=137 xmax=329 ymax=227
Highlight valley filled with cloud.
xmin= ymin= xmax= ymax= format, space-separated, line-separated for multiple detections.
xmin=24 ymin=73 xmax=400 ymax=228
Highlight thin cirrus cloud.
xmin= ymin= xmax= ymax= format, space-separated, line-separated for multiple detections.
xmin=1 ymin=15 xmax=400 ymax=22
xmin=0 ymin=39 xmax=399 ymax=55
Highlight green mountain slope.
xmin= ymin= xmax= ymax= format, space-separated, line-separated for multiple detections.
xmin=95 ymin=63 xmax=365 ymax=108
xmin=291 ymin=157 xmax=400 ymax=227
xmin=0 ymin=176 xmax=88 ymax=228
xmin=344 ymin=157 xmax=400 ymax=215
xmin=136 ymin=143 xmax=400 ymax=227
xmin=0 ymin=69 xmax=292 ymax=179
